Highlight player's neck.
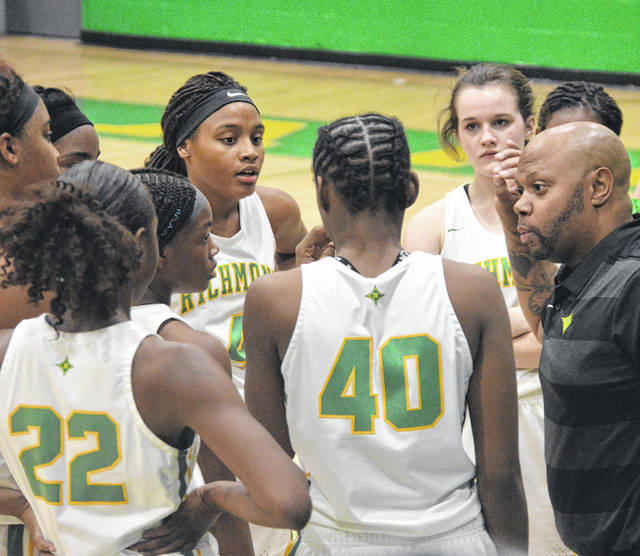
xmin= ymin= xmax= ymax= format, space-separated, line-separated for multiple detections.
xmin=54 ymin=307 xmax=129 ymax=332
xmin=136 ymin=279 xmax=171 ymax=307
xmin=469 ymin=173 xmax=496 ymax=203
xmin=334 ymin=218 xmax=403 ymax=278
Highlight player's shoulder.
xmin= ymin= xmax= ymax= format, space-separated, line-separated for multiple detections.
xmin=442 ymin=258 xmax=504 ymax=320
xmin=137 ymin=334 xmax=214 ymax=373
xmin=159 ymin=320 xmax=231 ymax=375
xmin=249 ymin=265 xmax=302 ymax=299
xmin=256 ymin=186 xmax=301 ymax=221
xmin=245 ymin=267 xmax=302 ymax=332
xmin=404 ymin=199 xmax=445 ymax=253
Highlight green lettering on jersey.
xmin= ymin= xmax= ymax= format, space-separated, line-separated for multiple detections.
xmin=232 ymin=263 xmax=249 ymax=293
xmin=219 ymin=264 xmax=232 ymax=295
xmin=248 ymin=262 xmax=260 ymax=282
xmin=207 ymin=280 xmax=219 ymax=300
xmin=482 ymin=258 xmax=499 ymax=280
xmin=501 ymin=257 xmax=513 ymax=288
xmin=179 ymin=293 xmax=194 ymax=314
xmin=228 ymin=314 xmax=245 ymax=365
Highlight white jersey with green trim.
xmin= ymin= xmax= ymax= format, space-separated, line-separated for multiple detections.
xmin=442 ymin=185 xmax=518 ymax=308
xmin=0 ymin=315 xmax=218 ymax=556
xmin=283 ymin=253 xmax=481 ymax=537
xmin=171 ymin=192 xmax=275 ymax=396
xmin=131 ymin=303 xmax=192 ymax=335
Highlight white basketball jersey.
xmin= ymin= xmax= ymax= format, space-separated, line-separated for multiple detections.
xmin=0 ymin=315 xmax=217 ymax=556
xmin=130 ymin=303 xmax=208 ymax=498
xmin=131 ymin=303 xmax=191 ymax=336
xmin=283 ymin=253 xmax=482 ymax=537
xmin=172 ymin=192 xmax=275 ymax=395
xmin=442 ymin=185 xmax=517 ymax=308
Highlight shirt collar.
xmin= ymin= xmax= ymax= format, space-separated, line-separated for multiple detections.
xmin=554 ymin=214 xmax=640 ymax=300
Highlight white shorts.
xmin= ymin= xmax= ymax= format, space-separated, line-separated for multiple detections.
xmin=250 ymin=523 xmax=295 ymax=556
xmin=287 ymin=516 xmax=497 ymax=556
xmin=462 ymin=369 xmax=572 ymax=555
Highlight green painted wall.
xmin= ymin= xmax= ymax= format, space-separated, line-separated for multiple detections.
xmin=82 ymin=1 xmax=640 ymax=74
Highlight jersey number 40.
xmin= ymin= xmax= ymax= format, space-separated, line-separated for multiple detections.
xmin=319 ymin=334 xmax=443 ymax=434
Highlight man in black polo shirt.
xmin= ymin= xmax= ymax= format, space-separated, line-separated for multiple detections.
xmin=494 ymin=121 xmax=639 ymax=555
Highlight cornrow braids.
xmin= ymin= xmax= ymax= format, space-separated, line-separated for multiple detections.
xmin=131 ymin=168 xmax=197 ymax=254
xmin=62 ymin=160 xmax=155 ymax=237
xmin=145 ymin=71 xmax=246 ymax=175
xmin=32 ymin=85 xmax=76 ymax=113
xmin=0 ymin=182 xmax=139 ymax=328
xmin=439 ymin=63 xmax=534 ymax=160
xmin=312 ymin=113 xmax=411 ymax=215
xmin=0 ymin=61 xmax=27 ymax=135
xmin=538 ymin=81 xmax=623 ymax=135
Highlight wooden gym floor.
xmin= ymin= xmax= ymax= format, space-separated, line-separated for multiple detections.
xmin=3 ymin=35 xmax=640 ymax=228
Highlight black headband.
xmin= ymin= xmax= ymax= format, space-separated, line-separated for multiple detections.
xmin=174 ymin=87 xmax=258 ymax=148
xmin=49 ymin=103 xmax=93 ymax=143
xmin=4 ymin=84 xmax=40 ymax=135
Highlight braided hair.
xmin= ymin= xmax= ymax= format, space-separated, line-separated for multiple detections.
xmin=145 ymin=71 xmax=246 ymax=175
xmin=312 ymin=113 xmax=411 ymax=215
xmin=439 ymin=64 xmax=534 ymax=160
xmin=33 ymin=86 xmax=77 ymax=115
xmin=0 ymin=61 xmax=27 ymax=135
xmin=62 ymin=161 xmax=155 ymax=237
xmin=0 ymin=181 xmax=139 ymax=327
xmin=131 ymin=168 xmax=197 ymax=254
xmin=538 ymin=82 xmax=623 ymax=135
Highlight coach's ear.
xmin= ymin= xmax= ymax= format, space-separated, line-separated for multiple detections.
xmin=590 ymin=166 xmax=614 ymax=207
xmin=0 ymin=132 xmax=19 ymax=166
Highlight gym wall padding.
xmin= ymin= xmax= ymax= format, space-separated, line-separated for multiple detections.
xmin=81 ymin=1 xmax=640 ymax=75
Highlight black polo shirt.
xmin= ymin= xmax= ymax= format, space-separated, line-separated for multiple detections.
xmin=540 ymin=215 xmax=640 ymax=555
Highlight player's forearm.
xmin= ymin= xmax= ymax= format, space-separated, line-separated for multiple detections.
xmin=198 ymin=481 xmax=310 ymax=531
xmin=211 ymin=512 xmax=255 ymax=556
xmin=513 ymin=331 xmax=542 ymax=368
xmin=477 ymin=472 xmax=528 ymax=555
xmin=503 ymin=227 xmax=555 ymax=337
xmin=0 ymin=486 xmax=30 ymax=520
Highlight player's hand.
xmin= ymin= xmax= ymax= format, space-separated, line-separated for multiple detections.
xmin=493 ymin=139 xmax=523 ymax=231
xmin=19 ymin=505 xmax=56 ymax=555
xmin=127 ymin=489 xmax=216 ymax=555
xmin=295 ymin=225 xmax=335 ymax=266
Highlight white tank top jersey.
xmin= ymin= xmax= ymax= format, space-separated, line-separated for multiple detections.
xmin=172 ymin=192 xmax=276 ymax=395
xmin=441 ymin=185 xmax=517 ymax=308
xmin=130 ymin=303 xmax=208 ymax=492
xmin=283 ymin=253 xmax=482 ymax=537
xmin=0 ymin=315 xmax=218 ymax=556
xmin=131 ymin=303 xmax=192 ymax=336
xmin=442 ymin=184 xmax=540 ymax=397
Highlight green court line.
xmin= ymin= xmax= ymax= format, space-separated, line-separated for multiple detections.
xmin=77 ymin=98 xmax=640 ymax=175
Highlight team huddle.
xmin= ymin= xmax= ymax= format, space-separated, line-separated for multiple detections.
xmin=0 ymin=57 xmax=637 ymax=556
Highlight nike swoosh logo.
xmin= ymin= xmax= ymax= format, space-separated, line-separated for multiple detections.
xmin=446 ymin=227 xmax=464 ymax=233
xmin=227 ymin=91 xmax=247 ymax=97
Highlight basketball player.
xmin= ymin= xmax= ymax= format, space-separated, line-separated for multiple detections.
xmin=403 ymin=64 xmax=569 ymax=555
xmin=146 ymin=70 xmax=306 ymax=394
xmin=34 ymin=86 xmax=100 ymax=170
xmin=0 ymin=162 xmax=311 ymax=555
xmin=244 ymin=113 xmax=527 ymax=555
xmin=147 ymin=70 xmax=307 ymax=555
xmin=130 ymin=167 xmax=253 ymax=554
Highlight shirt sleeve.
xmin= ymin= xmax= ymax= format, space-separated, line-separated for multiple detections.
xmin=612 ymin=267 xmax=640 ymax=373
